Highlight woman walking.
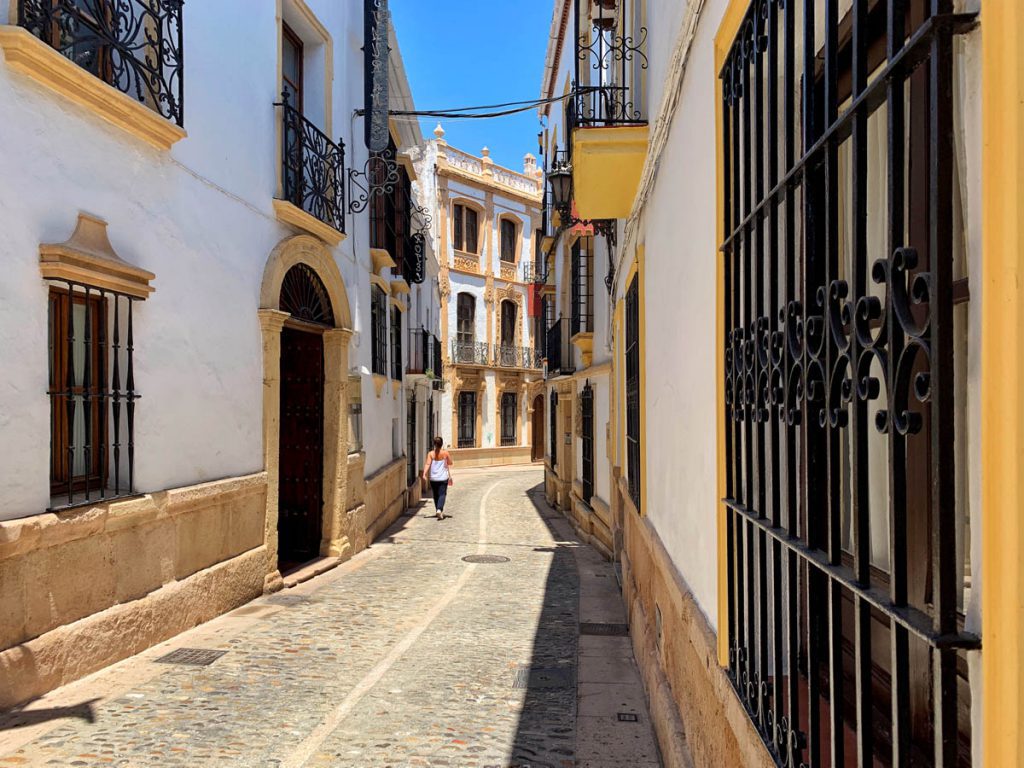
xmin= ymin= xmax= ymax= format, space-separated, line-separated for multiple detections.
xmin=422 ymin=436 xmax=454 ymax=520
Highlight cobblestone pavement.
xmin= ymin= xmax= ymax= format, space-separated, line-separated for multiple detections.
xmin=0 ymin=468 xmax=664 ymax=768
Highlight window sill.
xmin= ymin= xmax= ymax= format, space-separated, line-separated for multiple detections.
xmin=0 ymin=26 xmax=186 ymax=150
xmin=273 ymin=200 xmax=346 ymax=247
xmin=571 ymin=331 xmax=594 ymax=368
xmin=452 ymin=251 xmax=481 ymax=273
xmin=372 ymin=373 xmax=388 ymax=398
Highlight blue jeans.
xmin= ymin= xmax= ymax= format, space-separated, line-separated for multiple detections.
xmin=430 ymin=480 xmax=448 ymax=512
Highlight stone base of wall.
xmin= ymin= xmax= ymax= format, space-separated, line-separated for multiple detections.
xmin=364 ymin=457 xmax=409 ymax=543
xmin=620 ymin=478 xmax=775 ymax=768
xmin=545 ymin=465 xmax=572 ymax=511
xmin=0 ymin=474 xmax=268 ymax=709
xmin=570 ymin=486 xmax=613 ymax=560
xmin=448 ymin=445 xmax=535 ymax=468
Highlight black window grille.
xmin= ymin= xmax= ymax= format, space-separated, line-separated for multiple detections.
xmin=17 ymin=0 xmax=185 ymax=127
xmin=406 ymin=395 xmax=417 ymax=486
xmin=581 ymin=382 xmax=594 ymax=504
xmin=501 ymin=392 xmax=517 ymax=447
xmin=280 ymin=264 xmax=335 ymax=327
xmin=370 ymin=286 xmax=387 ymax=376
xmin=500 ymin=219 xmax=517 ymax=263
xmin=549 ymin=390 xmax=558 ymax=468
xmin=47 ymin=282 xmax=139 ymax=509
xmin=571 ymin=237 xmax=593 ymax=336
xmin=720 ymin=2 xmax=977 ymax=766
xmin=390 ymin=305 xmax=402 ymax=381
xmin=458 ymin=391 xmax=476 ymax=448
xmin=625 ymin=274 xmax=640 ymax=511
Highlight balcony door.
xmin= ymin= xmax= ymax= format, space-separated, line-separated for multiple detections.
xmin=457 ymin=293 xmax=475 ymax=344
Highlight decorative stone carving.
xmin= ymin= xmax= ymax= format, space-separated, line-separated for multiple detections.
xmin=454 ymin=252 xmax=479 ymax=273
xmin=500 ymin=262 xmax=517 ymax=282
xmin=439 ymin=270 xmax=451 ymax=298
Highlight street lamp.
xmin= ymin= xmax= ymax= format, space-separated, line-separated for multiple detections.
xmin=547 ymin=159 xmax=573 ymax=218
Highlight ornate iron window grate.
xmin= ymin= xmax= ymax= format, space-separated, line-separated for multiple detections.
xmin=18 ymin=0 xmax=185 ymax=126
xmin=278 ymin=100 xmax=346 ymax=234
xmin=370 ymin=286 xmax=387 ymax=376
xmin=280 ymin=264 xmax=334 ymax=327
xmin=625 ymin=275 xmax=640 ymax=512
xmin=390 ymin=305 xmax=402 ymax=382
xmin=720 ymin=2 xmax=978 ymax=766
xmin=47 ymin=282 xmax=140 ymax=510
xmin=581 ymin=382 xmax=594 ymax=505
xmin=458 ymin=391 xmax=476 ymax=448
xmin=571 ymin=0 xmax=647 ymax=129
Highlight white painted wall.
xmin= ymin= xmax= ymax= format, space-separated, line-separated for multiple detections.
xmin=0 ymin=0 xmax=437 ymax=519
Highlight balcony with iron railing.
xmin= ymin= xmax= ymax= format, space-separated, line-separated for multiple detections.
xmin=451 ymin=340 xmax=490 ymax=367
xmin=495 ymin=345 xmax=543 ymax=370
xmin=567 ymin=0 xmax=649 ymax=220
xmin=522 ymin=260 xmax=549 ymax=285
xmin=277 ymin=98 xmax=346 ymax=236
xmin=545 ymin=318 xmax=575 ymax=378
xmin=8 ymin=0 xmax=185 ymax=146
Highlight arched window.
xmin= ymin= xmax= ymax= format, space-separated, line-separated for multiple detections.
xmin=457 ymin=293 xmax=475 ymax=343
xmin=453 ymin=203 xmax=479 ymax=254
xmin=500 ymin=218 xmax=517 ymax=263
xmin=280 ymin=263 xmax=335 ymax=326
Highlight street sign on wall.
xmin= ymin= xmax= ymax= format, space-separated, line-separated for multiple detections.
xmin=364 ymin=0 xmax=390 ymax=152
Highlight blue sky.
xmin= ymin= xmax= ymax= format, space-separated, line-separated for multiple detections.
xmin=390 ymin=0 xmax=552 ymax=172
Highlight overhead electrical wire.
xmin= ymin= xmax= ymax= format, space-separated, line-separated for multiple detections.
xmin=356 ymin=92 xmax=570 ymax=121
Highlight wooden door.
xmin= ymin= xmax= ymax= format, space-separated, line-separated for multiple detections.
xmin=532 ymin=395 xmax=544 ymax=461
xmin=278 ymin=327 xmax=324 ymax=570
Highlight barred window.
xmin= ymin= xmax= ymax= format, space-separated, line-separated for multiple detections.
xmin=720 ymin=1 xmax=976 ymax=766
xmin=458 ymin=391 xmax=476 ymax=448
xmin=370 ymin=286 xmax=387 ymax=376
xmin=571 ymin=236 xmax=593 ymax=335
xmin=624 ymin=274 xmax=640 ymax=511
xmin=500 ymin=219 xmax=517 ymax=263
xmin=390 ymin=305 xmax=402 ymax=381
xmin=581 ymin=382 xmax=594 ymax=505
xmin=48 ymin=284 xmax=139 ymax=508
xmin=501 ymin=392 xmax=517 ymax=446
xmin=549 ymin=389 xmax=558 ymax=468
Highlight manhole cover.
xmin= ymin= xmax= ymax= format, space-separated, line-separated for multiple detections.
xmin=617 ymin=712 xmax=640 ymax=722
xmin=155 ymin=648 xmax=227 ymax=667
xmin=513 ymin=666 xmax=575 ymax=690
xmin=265 ymin=594 xmax=315 ymax=606
xmin=580 ymin=622 xmax=629 ymax=636
xmin=462 ymin=554 xmax=511 ymax=564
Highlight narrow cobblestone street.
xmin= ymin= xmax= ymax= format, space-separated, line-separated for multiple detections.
xmin=0 ymin=468 xmax=664 ymax=768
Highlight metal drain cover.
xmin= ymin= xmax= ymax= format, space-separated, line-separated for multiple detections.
xmin=155 ymin=648 xmax=227 ymax=667
xmin=580 ymin=622 xmax=629 ymax=636
xmin=617 ymin=712 xmax=640 ymax=722
xmin=513 ymin=666 xmax=575 ymax=689
xmin=462 ymin=554 xmax=510 ymax=564
xmin=265 ymin=594 xmax=315 ymax=606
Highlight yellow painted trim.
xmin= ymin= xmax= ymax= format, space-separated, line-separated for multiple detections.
xmin=272 ymin=199 xmax=345 ymax=247
xmin=369 ymin=273 xmax=389 ymax=293
xmin=370 ymin=248 xmax=396 ymax=275
xmin=388 ymin=296 xmax=407 ymax=313
xmin=389 ymin=278 xmax=410 ymax=296
xmin=982 ymin=4 xmax=1024 ymax=765
xmin=0 ymin=26 xmax=187 ymax=150
xmin=713 ymin=0 xmax=747 ymax=671
xmin=40 ymin=213 xmax=155 ymax=299
xmin=397 ymin=152 xmax=418 ymax=182
xmin=622 ymin=250 xmax=647 ymax=519
xmin=571 ymin=125 xmax=650 ymax=220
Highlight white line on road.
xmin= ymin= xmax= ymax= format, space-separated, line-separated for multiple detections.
xmin=281 ymin=480 xmax=500 ymax=768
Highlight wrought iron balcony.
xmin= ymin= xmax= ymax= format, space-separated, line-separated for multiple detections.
xmin=495 ymin=345 xmax=543 ymax=370
xmin=522 ymin=261 xmax=548 ymax=285
xmin=545 ymin=319 xmax=574 ymax=378
xmin=571 ymin=0 xmax=648 ymax=129
xmin=17 ymin=0 xmax=185 ymax=126
xmin=278 ymin=100 xmax=346 ymax=235
xmin=451 ymin=340 xmax=489 ymax=366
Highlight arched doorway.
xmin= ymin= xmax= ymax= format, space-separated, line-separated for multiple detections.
xmin=531 ymin=393 xmax=545 ymax=462
xmin=277 ymin=264 xmax=333 ymax=571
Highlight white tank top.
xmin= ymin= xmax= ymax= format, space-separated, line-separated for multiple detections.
xmin=428 ymin=454 xmax=449 ymax=481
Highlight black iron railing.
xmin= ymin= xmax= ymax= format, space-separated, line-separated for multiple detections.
xmin=581 ymin=382 xmax=593 ymax=504
xmin=721 ymin=2 xmax=977 ymax=766
xmin=451 ymin=340 xmax=489 ymax=366
xmin=390 ymin=306 xmax=402 ymax=382
xmin=571 ymin=237 xmax=593 ymax=336
xmin=571 ymin=0 xmax=647 ymax=129
xmin=545 ymin=318 xmax=574 ymax=378
xmin=523 ymin=261 xmax=548 ymax=285
xmin=18 ymin=0 xmax=185 ymax=126
xmin=495 ymin=345 xmax=543 ymax=370
xmin=407 ymin=328 xmax=441 ymax=377
xmin=278 ymin=100 xmax=346 ymax=234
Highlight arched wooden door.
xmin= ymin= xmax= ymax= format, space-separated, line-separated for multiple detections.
xmin=531 ymin=394 xmax=544 ymax=462
xmin=277 ymin=264 xmax=333 ymax=572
